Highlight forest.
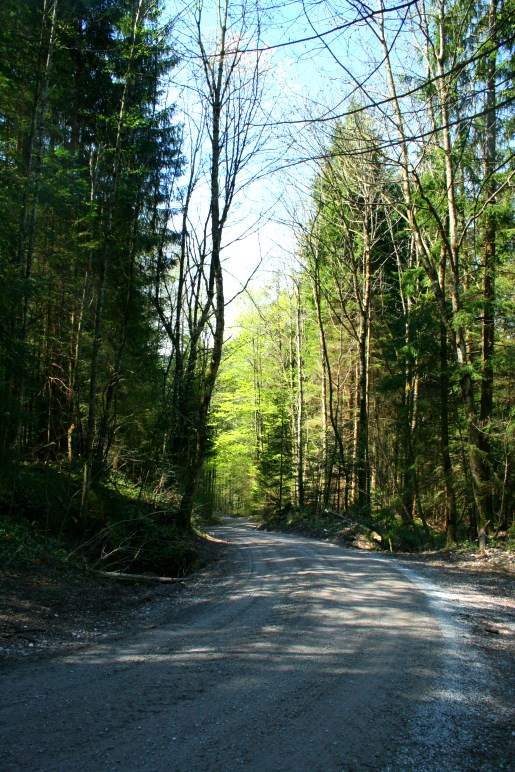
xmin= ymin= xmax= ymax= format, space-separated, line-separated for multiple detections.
xmin=0 ymin=0 xmax=513 ymax=574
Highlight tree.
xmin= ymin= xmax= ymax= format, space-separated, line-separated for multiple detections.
xmin=0 ymin=0 xmax=183 ymax=529
xmin=153 ymin=0 xmax=271 ymax=527
xmin=360 ymin=0 xmax=514 ymax=539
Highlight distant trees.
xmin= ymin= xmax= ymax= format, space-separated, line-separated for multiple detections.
xmin=304 ymin=116 xmax=390 ymax=518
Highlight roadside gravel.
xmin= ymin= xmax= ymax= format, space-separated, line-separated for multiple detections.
xmin=382 ymin=551 xmax=515 ymax=771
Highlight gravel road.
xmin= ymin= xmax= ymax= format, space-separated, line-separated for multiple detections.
xmin=1 ymin=520 xmax=513 ymax=771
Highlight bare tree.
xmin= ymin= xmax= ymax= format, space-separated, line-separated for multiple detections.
xmin=155 ymin=0 xmax=270 ymax=527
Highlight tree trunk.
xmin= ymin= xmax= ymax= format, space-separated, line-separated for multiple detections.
xmin=295 ymin=287 xmax=305 ymax=508
xmin=479 ymin=0 xmax=498 ymax=530
xmin=355 ymin=225 xmax=371 ymax=515
xmin=438 ymin=257 xmax=458 ymax=545
xmin=80 ymin=0 xmax=144 ymax=525
xmin=310 ymin=249 xmax=332 ymax=508
xmin=13 ymin=0 xmax=58 ymax=451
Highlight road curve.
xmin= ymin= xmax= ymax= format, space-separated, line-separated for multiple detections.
xmin=0 ymin=520 xmax=499 ymax=771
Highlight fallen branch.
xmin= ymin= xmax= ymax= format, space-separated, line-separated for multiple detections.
xmin=90 ymin=570 xmax=191 ymax=584
xmin=322 ymin=508 xmax=348 ymax=521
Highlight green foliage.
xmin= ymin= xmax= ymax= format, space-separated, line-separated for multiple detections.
xmin=0 ymin=462 xmax=202 ymax=575
xmin=0 ymin=0 xmax=192 ymax=553
xmin=1 ymin=0 xmax=514 ymax=568
xmin=206 ymin=3 xmax=514 ymax=547
xmin=0 ymin=514 xmax=68 ymax=569
xmin=374 ymin=507 xmax=443 ymax=552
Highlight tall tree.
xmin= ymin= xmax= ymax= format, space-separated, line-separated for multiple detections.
xmin=0 ymin=0 xmax=183 ymax=526
xmin=153 ymin=0 xmax=270 ymax=527
xmin=367 ymin=0 xmax=514 ymax=537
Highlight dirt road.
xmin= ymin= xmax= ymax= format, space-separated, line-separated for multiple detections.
xmin=1 ymin=520 xmax=513 ymax=771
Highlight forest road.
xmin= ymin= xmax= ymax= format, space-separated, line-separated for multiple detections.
xmin=1 ymin=519 xmax=511 ymax=772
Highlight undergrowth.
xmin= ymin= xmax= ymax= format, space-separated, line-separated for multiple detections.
xmin=258 ymin=502 xmax=512 ymax=555
xmin=0 ymin=460 xmax=211 ymax=576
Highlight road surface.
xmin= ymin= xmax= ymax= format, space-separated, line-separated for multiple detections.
xmin=0 ymin=520 xmax=508 ymax=770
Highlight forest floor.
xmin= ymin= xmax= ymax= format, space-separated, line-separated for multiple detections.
xmin=0 ymin=533 xmax=228 ymax=663
xmin=1 ymin=532 xmax=513 ymax=667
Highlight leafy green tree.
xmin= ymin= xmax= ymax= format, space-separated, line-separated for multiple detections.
xmin=0 ymin=0 xmax=184 ymax=531
xmin=370 ymin=0 xmax=514 ymax=539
